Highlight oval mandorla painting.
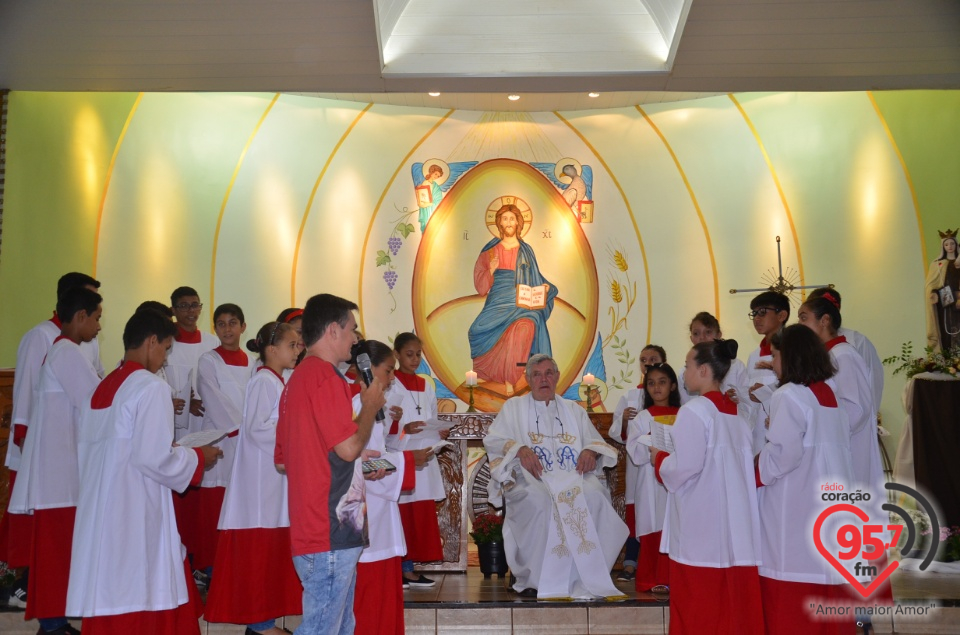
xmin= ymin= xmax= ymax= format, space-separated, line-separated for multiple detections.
xmin=412 ymin=158 xmax=599 ymax=411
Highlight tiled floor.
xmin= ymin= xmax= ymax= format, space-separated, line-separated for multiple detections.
xmin=1 ymin=565 xmax=958 ymax=633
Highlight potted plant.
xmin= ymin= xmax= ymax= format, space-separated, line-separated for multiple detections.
xmin=470 ymin=512 xmax=508 ymax=578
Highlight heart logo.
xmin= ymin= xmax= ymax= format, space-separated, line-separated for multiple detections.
xmin=813 ymin=503 xmax=898 ymax=599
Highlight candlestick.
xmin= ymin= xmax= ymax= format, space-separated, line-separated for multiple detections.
xmin=585 ymin=384 xmax=595 ymax=413
xmin=467 ymin=385 xmax=477 ymax=413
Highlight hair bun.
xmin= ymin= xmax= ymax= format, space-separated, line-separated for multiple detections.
xmin=717 ymin=338 xmax=738 ymax=360
xmin=245 ymin=338 xmax=260 ymax=353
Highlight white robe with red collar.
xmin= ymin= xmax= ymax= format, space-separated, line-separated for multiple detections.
xmin=197 ymin=349 xmax=257 ymax=488
xmin=9 ymin=338 xmax=100 ymax=513
xmin=66 ymin=368 xmax=201 ymax=616
xmin=164 ymin=331 xmax=219 ymax=441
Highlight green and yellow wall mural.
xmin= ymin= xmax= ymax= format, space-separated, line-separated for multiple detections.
xmin=2 ymin=90 xmax=959 ymax=454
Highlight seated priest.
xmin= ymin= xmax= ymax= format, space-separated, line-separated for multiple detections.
xmin=484 ymin=354 xmax=628 ymax=600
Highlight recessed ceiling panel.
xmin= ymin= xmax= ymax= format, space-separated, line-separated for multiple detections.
xmin=377 ymin=0 xmax=693 ymax=77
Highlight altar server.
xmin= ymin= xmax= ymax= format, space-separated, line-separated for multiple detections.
xmin=757 ymin=325 xmax=856 ymax=634
xmin=194 ymin=303 xmax=257 ymax=571
xmin=0 ymin=272 xmax=102 ymax=605
xmin=66 ymin=308 xmax=222 ymax=634
xmin=387 ymin=332 xmax=446 ymax=588
xmin=807 ymin=287 xmax=884 ymax=414
xmin=798 ymin=295 xmax=891 ymax=601
xmin=351 ymin=340 xmax=431 ymax=635
xmin=205 ymin=322 xmax=302 ymax=634
xmin=624 ymin=363 xmax=681 ymax=592
xmin=746 ymin=292 xmax=790 ymax=453
xmin=611 ymin=343 xmax=666 ymax=582
xmin=9 ymin=287 xmax=103 ymax=634
xmin=165 ymin=286 xmax=219 ymax=579
xmin=652 ymin=340 xmax=763 ymax=634
xmin=683 ymin=312 xmax=751 ymax=407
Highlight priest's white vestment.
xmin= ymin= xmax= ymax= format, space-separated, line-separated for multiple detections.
xmin=484 ymin=394 xmax=627 ymax=599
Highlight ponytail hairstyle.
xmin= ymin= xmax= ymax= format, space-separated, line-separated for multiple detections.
xmin=351 ymin=339 xmax=395 ymax=369
xmin=807 ymin=287 xmax=842 ymax=310
xmin=640 ymin=363 xmax=682 ymax=410
xmin=246 ymin=321 xmax=295 ymax=363
xmin=691 ymin=339 xmax=739 ymax=383
xmin=770 ymin=324 xmax=835 ymax=387
xmin=801 ymin=296 xmax=842 ymax=333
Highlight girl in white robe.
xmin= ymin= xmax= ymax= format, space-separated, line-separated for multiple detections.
xmin=351 ymin=340 xmax=433 ymax=635
xmin=757 ymin=324 xmax=857 ymax=634
xmin=194 ymin=304 xmax=257 ymax=571
xmin=611 ymin=344 xmax=666 ymax=583
xmin=625 ymin=362 xmax=681 ymax=593
xmin=386 ymin=332 xmax=448 ymax=587
xmin=652 ymin=340 xmax=764 ymax=635
xmin=205 ymin=322 xmax=303 ymax=635
xmin=681 ymin=312 xmax=751 ymax=408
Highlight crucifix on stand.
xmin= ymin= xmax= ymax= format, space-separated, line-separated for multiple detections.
xmin=729 ymin=236 xmax=832 ymax=302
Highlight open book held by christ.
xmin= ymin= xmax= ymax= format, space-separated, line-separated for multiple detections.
xmin=516 ymin=283 xmax=549 ymax=310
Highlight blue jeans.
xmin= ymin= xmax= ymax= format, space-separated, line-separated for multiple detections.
xmin=292 ymin=547 xmax=363 ymax=635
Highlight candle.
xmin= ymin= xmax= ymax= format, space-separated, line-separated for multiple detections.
xmin=582 ymin=373 xmax=595 ymax=386
xmin=466 ymin=371 xmax=478 ymax=386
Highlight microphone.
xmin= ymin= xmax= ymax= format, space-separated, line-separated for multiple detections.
xmin=355 ymin=353 xmax=385 ymax=422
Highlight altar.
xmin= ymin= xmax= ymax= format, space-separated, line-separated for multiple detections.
xmin=415 ymin=411 xmax=625 ymax=573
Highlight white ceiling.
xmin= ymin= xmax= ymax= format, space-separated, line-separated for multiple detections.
xmin=376 ymin=0 xmax=691 ymax=76
xmin=0 ymin=0 xmax=957 ymax=111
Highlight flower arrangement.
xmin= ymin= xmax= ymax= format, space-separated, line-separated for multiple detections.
xmin=939 ymin=526 xmax=960 ymax=562
xmin=882 ymin=342 xmax=960 ymax=379
xmin=470 ymin=512 xmax=504 ymax=544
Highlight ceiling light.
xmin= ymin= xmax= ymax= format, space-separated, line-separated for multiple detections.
xmin=508 ymin=94 xmax=520 ymax=101
xmin=428 ymin=92 xmax=440 ymax=97
xmin=588 ymin=92 xmax=600 ymax=98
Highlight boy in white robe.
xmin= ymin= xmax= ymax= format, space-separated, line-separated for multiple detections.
xmin=0 ymin=272 xmax=103 ymax=605
xmin=164 ymin=286 xmax=219 ymax=580
xmin=8 ymin=287 xmax=103 ymax=635
xmin=194 ymin=303 xmax=256 ymax=571
xmin=66 ymin=308 xmax=221 ymax=635
xmin=484 ymin=354 xmax=627 ymax=600
xmin=746 ymin=292 xmax=790 ymax=453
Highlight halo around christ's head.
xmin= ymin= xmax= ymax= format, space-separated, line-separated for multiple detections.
xmin=485 ymin=196 xmax=533 ymax=238
xmin=421 ymin=159 xmax=451 ymax=186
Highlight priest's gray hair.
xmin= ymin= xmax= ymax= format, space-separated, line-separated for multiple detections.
xmin=525 ymin=354 xmax=559 ymax=380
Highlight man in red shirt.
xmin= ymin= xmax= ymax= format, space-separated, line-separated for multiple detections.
xmin=275 ymin=294 xmax=385 ymax=635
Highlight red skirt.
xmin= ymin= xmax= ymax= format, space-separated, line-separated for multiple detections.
xmin=355 ymin=557 xmax=404 ymax=635
xmin=669 ymin=560 xmax=764 ymax=635
xmin=204 ymin=527 xmax=302 ymax=624
xmin=760 ymin=577 xmax=856 ymax=635
xmin=82 ymin=558 xmax=203 ymax=635
xmin=398 ymin=500 xmax=443 ymax=562
xmin=26 ymin=506 xmax=75 ymax=620
xmin=193 ymin=486 xmax=225 ymax=570
xmin=0 ymin=471 xmax=34 ymax=568
xmin=173 ymin=485 xmax=202 ymax=563
xmin=636 ymin=531 xmax=670 ymax=592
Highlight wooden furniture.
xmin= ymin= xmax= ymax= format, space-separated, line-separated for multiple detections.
xmin=419 ymin=411 xmax=623 ymax=573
